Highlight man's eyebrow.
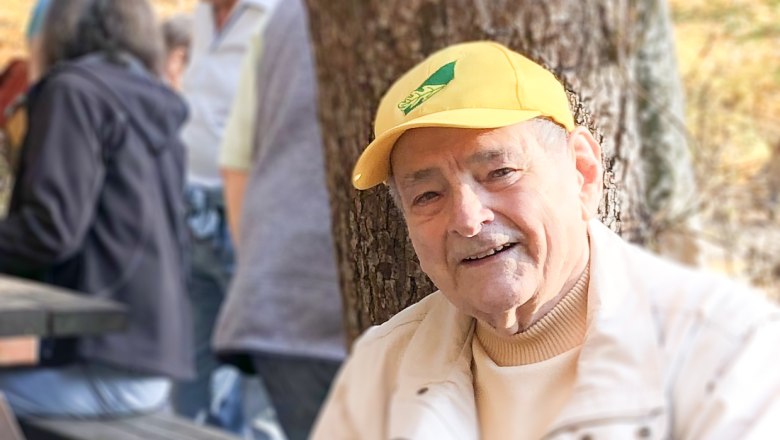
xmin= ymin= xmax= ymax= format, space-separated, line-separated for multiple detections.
xmin=466 ymin=148 xmax=515 ymax=164
xmin=398 ymin=148 xmax=520 ymax=186
xmin=399 ymin=168 xmax=436 ymax=186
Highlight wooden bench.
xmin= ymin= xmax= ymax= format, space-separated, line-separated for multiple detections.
xmin=20 ymin=412 xmax=242 ymax=440
xmin=0 ymin=279 xmax=239 ymax=440
xmin=0 ymin=276 xmax=232 ymax=440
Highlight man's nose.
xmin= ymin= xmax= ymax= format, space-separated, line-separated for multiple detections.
xmin=448 ymin=183 xmax=494 ymax=237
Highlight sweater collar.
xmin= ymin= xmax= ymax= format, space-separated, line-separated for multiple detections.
xmin=475 ymin=266 xmax=589 ymax=366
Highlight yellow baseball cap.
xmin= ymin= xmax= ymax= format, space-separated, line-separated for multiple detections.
xmin=352 ymin=41 xmax=575 ymax=190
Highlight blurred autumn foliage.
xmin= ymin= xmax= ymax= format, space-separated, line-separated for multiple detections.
xmin=0 ymin=0 xmax=777 ymax=296
xmin=671 ymin=0 xmax=780 ymax=296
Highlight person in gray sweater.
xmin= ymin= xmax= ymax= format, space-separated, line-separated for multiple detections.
xmin=213 ymin=1 xmax=345 ymax=439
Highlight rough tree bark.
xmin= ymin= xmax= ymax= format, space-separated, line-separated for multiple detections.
xmin=305 ymin=0 xmax=685 ymax=342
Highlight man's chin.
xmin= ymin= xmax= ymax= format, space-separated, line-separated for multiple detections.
xmin=470 ymin=303 xmax=530 ymax=335
xmin=467 ymin=292 xmax=539 ymax=334
xmin=489 ymin=319 xmax=521 ymax=336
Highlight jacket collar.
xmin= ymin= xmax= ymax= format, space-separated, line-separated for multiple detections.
xmin=388 ymin=220 xmax=668 ymax=438
xmin=389 ymin=293 xmax=477 ymax=439
xmin=545 ymin=221 xmax=668 ymax=434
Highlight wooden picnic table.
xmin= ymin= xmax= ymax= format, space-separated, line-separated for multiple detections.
xmin=0 ymin=275 xmax=127 ymax=338
xmin=0 ymin=275 xmax=130 ymax=439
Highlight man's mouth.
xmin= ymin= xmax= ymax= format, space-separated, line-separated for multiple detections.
xmin=462 ymin=243 xmax=516 ymax=263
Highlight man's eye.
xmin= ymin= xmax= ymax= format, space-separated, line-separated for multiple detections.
xmin=488 ymin=168 xmax=515 ymax=179
xmin=412 ymin=191 xmax=440 ymax=206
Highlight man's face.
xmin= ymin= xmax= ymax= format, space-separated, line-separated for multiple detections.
xmin=163 ymin=46 xmax=188 ymax=92
xmin=390 ymin=121 xmax=600 ymax=334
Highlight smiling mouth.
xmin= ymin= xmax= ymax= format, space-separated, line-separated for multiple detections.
xmin=462 ymin=243 xmax=517 ymax=263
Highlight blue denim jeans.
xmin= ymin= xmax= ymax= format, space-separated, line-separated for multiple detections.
xmin=0 ymin=362 xmax=170 ymax=418
xmin=172 ymin=185 xmax=245 ymax=433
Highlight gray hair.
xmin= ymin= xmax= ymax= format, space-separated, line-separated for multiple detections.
xmin=386 ymin=117 xmax=569 ymax=211
xmin=40 ymin=0 xmax=164 ymax=74
xmin=161 ymin=14 xmax=192 ymax=59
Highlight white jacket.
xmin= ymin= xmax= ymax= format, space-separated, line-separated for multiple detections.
xmin=312 ymin=221 xmax=780 ymax=439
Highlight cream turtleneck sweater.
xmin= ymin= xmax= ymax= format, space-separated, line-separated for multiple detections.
xmin=472 ymin=267 xmax=589 ymax=439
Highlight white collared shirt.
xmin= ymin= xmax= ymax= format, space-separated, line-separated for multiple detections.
xmin=180 ymin=0 xmax=278 ymax=187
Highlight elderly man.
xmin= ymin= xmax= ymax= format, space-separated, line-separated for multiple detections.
xmin=312 ymin=41 xmax=780 ymax=439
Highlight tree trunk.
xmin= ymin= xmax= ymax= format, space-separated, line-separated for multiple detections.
xmin=306 ymin=0 xmax=676 ymax=342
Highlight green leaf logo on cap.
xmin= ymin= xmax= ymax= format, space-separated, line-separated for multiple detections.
xmin=398 ymin=61 xmax=456 ymax=115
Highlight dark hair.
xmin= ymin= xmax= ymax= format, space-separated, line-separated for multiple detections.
xmin=40 ymin=0 xmax=164 ymax=74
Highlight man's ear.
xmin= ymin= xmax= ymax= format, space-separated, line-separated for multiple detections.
xmin=567 ymin=127 xmax=603 ymax=220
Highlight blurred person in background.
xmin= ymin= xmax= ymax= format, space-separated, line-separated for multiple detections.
xmin=161 ymin=13 xmax=192 ymax=92
xmin=213 ymin=1 xmax=345 ymax=438
xmin=172 ymin=0 xmax=276 ymax=435
xmin=0 ymin=0 xmax=193 ymax=418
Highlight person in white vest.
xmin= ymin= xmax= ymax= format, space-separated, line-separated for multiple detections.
xmin=312 ymin=41 xmax=780 ymax=439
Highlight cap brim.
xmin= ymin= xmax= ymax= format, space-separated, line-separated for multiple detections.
xmin=352 ymin=108 xmax=543 ymax=189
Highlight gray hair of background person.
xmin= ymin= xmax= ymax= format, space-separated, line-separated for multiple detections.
xmin=40 ymin=0 xmax=164 ymax=74
xmin=162 ymin=14 xmax=193 ymax=60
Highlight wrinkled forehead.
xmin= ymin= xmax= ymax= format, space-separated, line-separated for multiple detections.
xmin=389 ymin=124 xmax=536 ymax=178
